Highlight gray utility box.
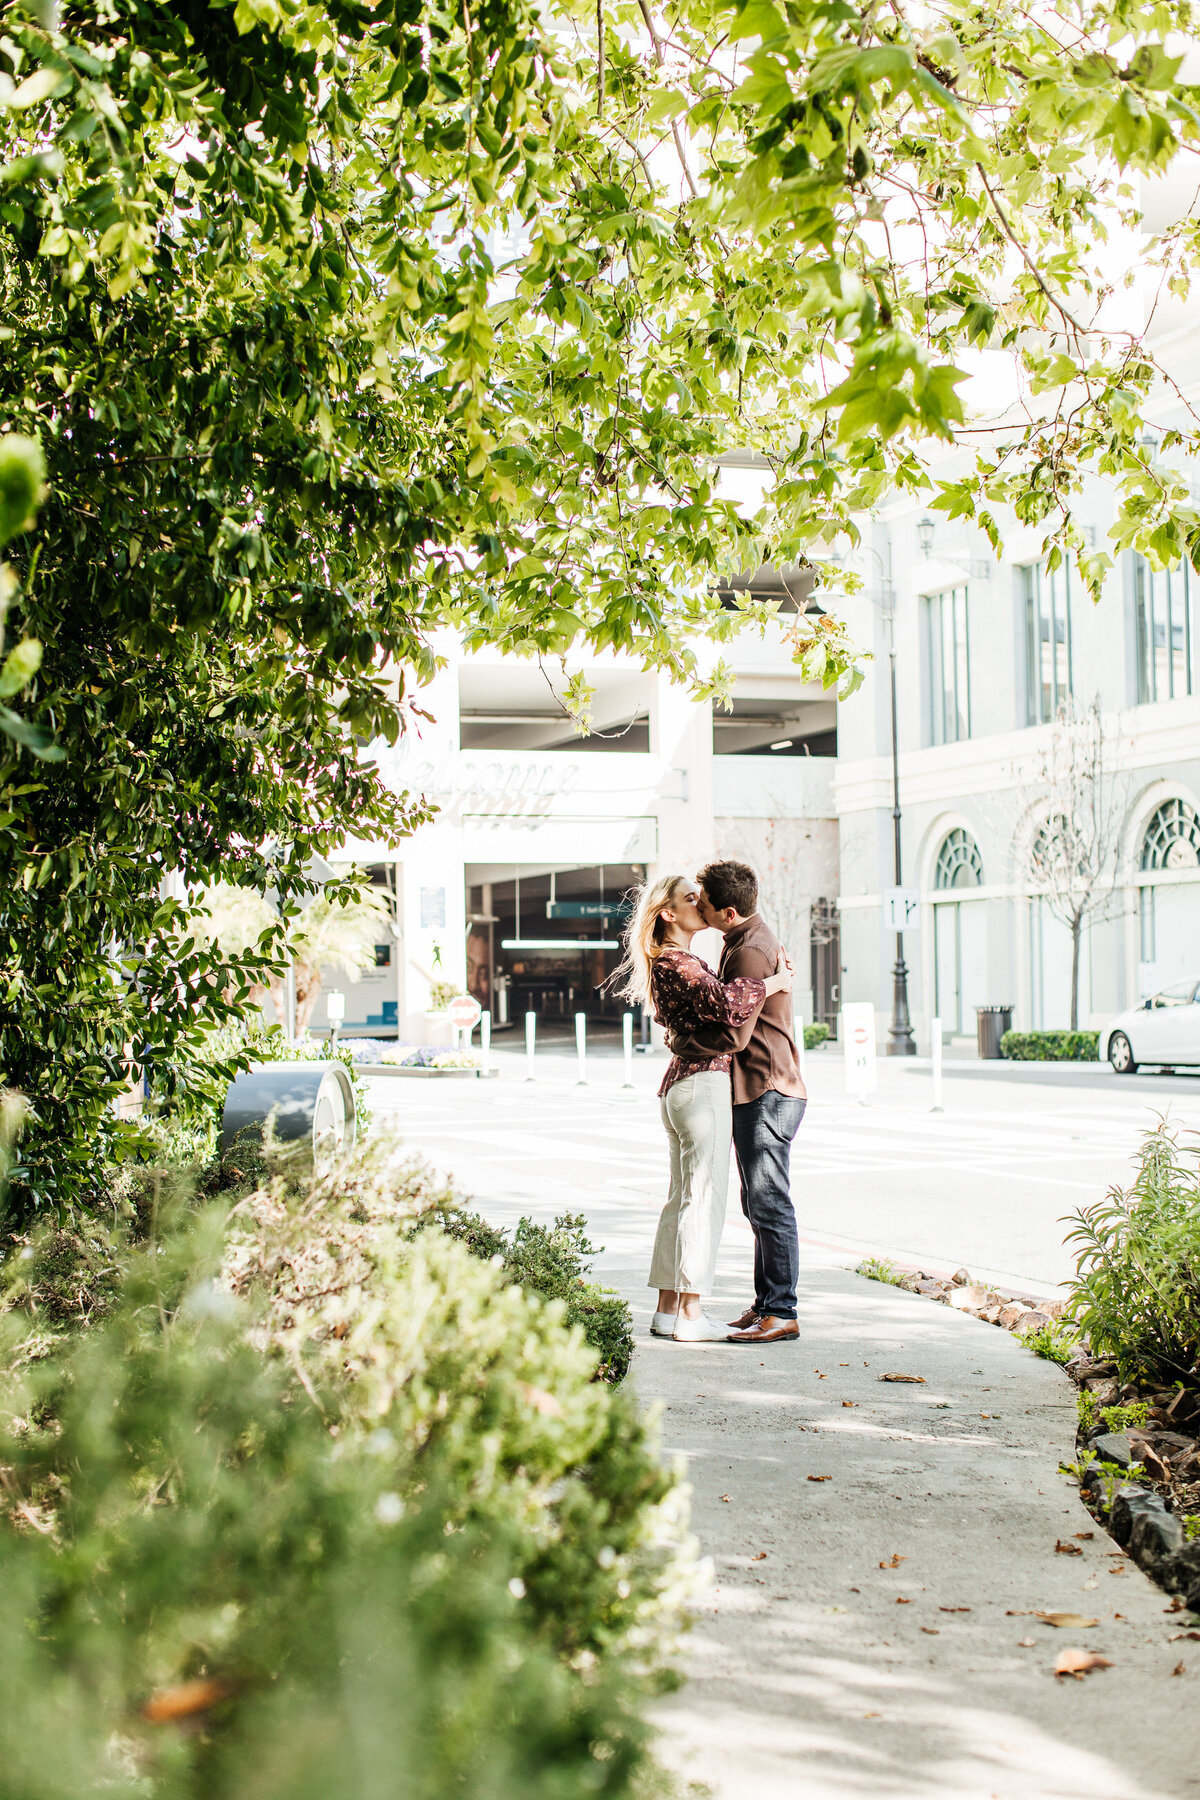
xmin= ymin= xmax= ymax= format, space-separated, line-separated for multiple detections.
xmin=220 ymin=1060 xmax=356 ymax=1172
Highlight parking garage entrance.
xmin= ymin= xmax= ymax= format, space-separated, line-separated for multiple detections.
xmin=466 ymin=864 xmax=645 ymax=1037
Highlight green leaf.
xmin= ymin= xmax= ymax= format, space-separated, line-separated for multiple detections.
xmin=0 ymin=704 xmax=65 ymax=761
xmin=10 ymin=66 xmax=69 ymax=110
xmin=0 ymin=638 xmax=43 ymax=698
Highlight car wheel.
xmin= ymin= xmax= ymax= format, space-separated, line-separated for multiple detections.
xmin=1108 ymin=1031 xmax=1138 ymax=1075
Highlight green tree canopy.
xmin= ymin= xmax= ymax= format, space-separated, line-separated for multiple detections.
xmin=1 ymin=0 xmax=1197 ymax=1211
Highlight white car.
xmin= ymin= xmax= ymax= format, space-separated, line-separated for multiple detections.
xmin=1100 ymin=978 xmax=1200 ymax=1073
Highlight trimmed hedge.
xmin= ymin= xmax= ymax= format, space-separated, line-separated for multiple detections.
xmin=0 ymin=1140 xmax=691 ymax=1800
xmin=1000 ymin=1030 xmax=1099 ymax=1062
xmin=803 ymin=1022 xmax=830 ymax=1051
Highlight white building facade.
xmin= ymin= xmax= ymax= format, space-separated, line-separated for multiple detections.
xmin=330 ymin=619 xmax=839 ymax=1042
xmin=834 ymin=482 xmax=1200 ymax=1048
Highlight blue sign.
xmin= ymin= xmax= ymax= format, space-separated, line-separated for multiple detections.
xmin=545 ymin=900 xmax=631 ymax=920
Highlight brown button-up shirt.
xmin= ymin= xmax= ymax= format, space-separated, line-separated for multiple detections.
xmin=665 ymin=913 xmax=805 ymax=1106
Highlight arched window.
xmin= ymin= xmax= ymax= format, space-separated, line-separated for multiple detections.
xmin=1141 ymin=799 xmax=1200 ymax=872
xmin=934 ymin=828 xmax=983 ymax=890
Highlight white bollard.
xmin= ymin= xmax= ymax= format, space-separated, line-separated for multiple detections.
xmin=795 ymin=1015 xmax=806 ymax=1081
xmin=575 ymin=1011 xmax=587 ymax=1085
xmin=622 ymin=1011 xmax=634 ymax=1088
xmin=525 ymin=1010 xmax=536 ymax=1081
xmin=931 ymin=1016 xmax=944 ymax=1113
xmin=480 ymin=1010 xmax=491 ymax=1079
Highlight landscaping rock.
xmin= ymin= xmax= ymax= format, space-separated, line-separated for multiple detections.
xmin=998 ymin=1302 xmax=1028 ymax=1329
xmin=1083 ymin=1378 xmax=1120 ymax=1407
xmin=1129 ymin=1429 xmax=1195 ymax=1462
xmin=1013 ymin=1309 xmax=1052 ymax=1333
xmin=1089 ymin=1431 xmax=1136 ymax=1469
xmin=948 ymin=1284 xmax=990 ymax=1310
xmin=952 ymin=1267 xmax=970 ymax=1285
xmin=913 ymin=1279 xmax=945 ymax=1297
xmin=1116 ymin=1490 xmax=1182 ymax=1566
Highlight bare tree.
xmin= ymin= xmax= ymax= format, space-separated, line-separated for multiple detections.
xmin=1015 ymin=700 xmax=1128 ymax=1031
xmin=714 ymin=815 xmax=839 ymax=1002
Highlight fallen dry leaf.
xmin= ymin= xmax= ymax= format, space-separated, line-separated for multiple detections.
xmin=920 ymin=1626 xmax=940 ymax=1635
xmin=1173 ymin=1661 xmax=1187 ymax=1676
xmin=807 ymin=1474 xmax=831 ymax=1482
xmin=1055 ymin=1540 xmax=1084 ymax=1556
xmin=1075 ymin=1531 xmax=1094 ymax=1541
xmin=142 ymin=1679 xmax=232 ymax=1723
xmin=1108 ymin=1566 xmax=1127 ymax=1575
xmin=896 ymin=1596 xmax=912 ymax=1605
xmin=879 ymin=1372 xmax=925 ymax=1384
xmin=879 ymin=1554 xmax=907 ymax=1569
xmin=842 ymin=1400 xmax=855 ymax=1408
xmin=940 ymin=1606 xmax=971 ymax=1613
xmin=1054 ymin=1648 xmax=1113 ymax=1680
xmin=1036 ymin=1611 xmax=1098 ymax=1629
xmin=1170 ymin=1630 xmax=1200 ymax=1641
xmin=1005 ymin=1610 xmax=1031 ymax=1616
xmin=719 ymin=1494 xmax=731 ymax=1502
xmin=1166 ymin=1597 xmax=1187 ymax=1614
xmin=751 ymin=1552 xmax=767 ymax=1562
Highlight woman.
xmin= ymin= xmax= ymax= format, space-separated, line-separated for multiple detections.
xmin=619 ymin=874 xmax=793 ymax=1342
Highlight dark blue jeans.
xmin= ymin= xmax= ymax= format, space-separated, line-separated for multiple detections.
xmin=732 ymin=1091 xmax=806 ymax=1320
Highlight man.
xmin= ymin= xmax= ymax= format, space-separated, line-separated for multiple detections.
xmin=668 ymin=858 xmax=806 ymax=1343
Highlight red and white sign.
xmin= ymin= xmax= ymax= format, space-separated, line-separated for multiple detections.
xmin=840 ymin=1002 xmax=877 ymax=1096
xmin=446 ymin=993 xmax=483 ymax=1031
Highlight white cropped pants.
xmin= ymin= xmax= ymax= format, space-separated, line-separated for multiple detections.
xmin=648 ymin=1071 xmax=732 ymax=1296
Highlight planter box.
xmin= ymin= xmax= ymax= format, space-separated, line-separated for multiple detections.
xmin=354 ymin=1063 xmax=482 ymax=1079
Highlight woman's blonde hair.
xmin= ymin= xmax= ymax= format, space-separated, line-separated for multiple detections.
xmin=614 ymin=874 xmax=691 ymax=1007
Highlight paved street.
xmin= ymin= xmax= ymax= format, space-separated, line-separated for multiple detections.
xmin=364 ymin=1046 xmax=1200 ymax=1295
xmin=363 ymin=1050 xmax=1200 ymax=1800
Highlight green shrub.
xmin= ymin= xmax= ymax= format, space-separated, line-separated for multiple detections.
xmin=0 ymin=1143 xmax=691 ymax=1799
xmin=428 ymin=1205 xmax=635 ymax=1384
xmin=1000 ymin=1030 xmax=1099 ymax=1061
xmin=804 ymin=1022 xmax=830 ymax=1051
xmin=856 ymin=1255 xmax=903 ymax=1286
xmin=1066 ymin=1122 xmax=1200 ymax=1387
xmin=1018 ymin=1318 xmax=1079 ymax=1364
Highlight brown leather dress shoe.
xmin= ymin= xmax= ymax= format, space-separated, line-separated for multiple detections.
xmin=727 ymin=1315 xmax=800 ymax=1343
xmin=726 ymin=1307 xmax=761 ymax=1330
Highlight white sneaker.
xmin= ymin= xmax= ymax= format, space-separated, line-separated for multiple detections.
xmin=651 ymin=1310 xmax=678 ymax=1336
xmin=672 ymin=1313 xmax=728 ymax=1342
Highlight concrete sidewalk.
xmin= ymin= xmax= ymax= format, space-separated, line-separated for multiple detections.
xmin=362 ymin=1071 xmax=1200 ymax=1798
xmin=640 ymin=1263 xmax=1200 ymax=1800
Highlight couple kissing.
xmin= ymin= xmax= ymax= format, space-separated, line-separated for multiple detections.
xmin=619 ymin=859 xmax=806 ymax=1345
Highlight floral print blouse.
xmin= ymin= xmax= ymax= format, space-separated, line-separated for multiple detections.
xmin=649 ymin=947 xmax=766 ymax=1098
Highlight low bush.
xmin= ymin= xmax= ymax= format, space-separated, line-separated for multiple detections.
xmin=1000 ymin=1030 xmax=1099 ymax=1062
xmin=1066 ymin=1122 xmax=1200 ymax=1387
xmin=0 ymin=1140 xmax=691 ymax=1799
xmin=804 ymin=1022 xmax=830 ymax=1051
xmin=1019 ymin=1318 xmax=1079 ymax=1365
xmin=430 ymin=1204 xmax=635 ymax=1384
xmin=856 ymin=1255 xmax=903 ymax=1286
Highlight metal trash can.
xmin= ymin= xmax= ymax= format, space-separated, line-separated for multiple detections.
xmin=220 ymin=1060 xmax=356 ymax=1173
xmin=975 ymin=1005 xmax=1014 ymax=1059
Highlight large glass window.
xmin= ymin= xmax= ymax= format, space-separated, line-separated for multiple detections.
xmin=1022 ymin=561 xmax=1072 ymax=724
xmin=1134 ymin=556 xmax=1192 ymax=704
xmin=923 ymin=586 xmax=970 ymax=745
xmin=934 ymin=827 xmax=984 ymax=890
